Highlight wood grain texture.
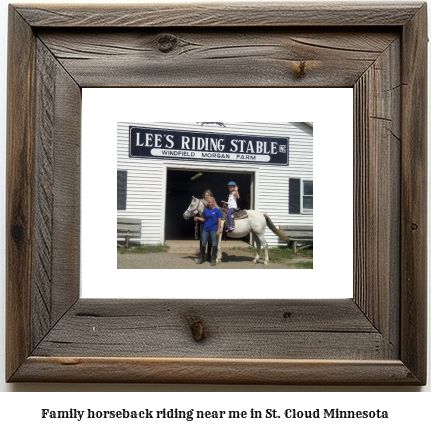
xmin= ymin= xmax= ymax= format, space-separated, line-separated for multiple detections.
xmin=12 ymin=358 xmax=419 ymax=385
xmin=32 ymin=299 xmax=382 ymax=359
xmin=32 ymin=40 xmax=56 ymax=347
xmin=36 ymin=29 xmax=398 ymax=88
xmin=353 ymin=38 xmax=401 ymax=358
xmin=6 ymin=7 xmax=36 ymax=381
xmin=400 ymin=3 xmax=428 ymax=385
xmin=15 ymin=2 xmax=424 ymax=27
xmin=32 ymin=38 xmax=81 ymax=347
xmin=50 ymin=53 xmax=81 ymax=325
xmin=6 ymin=2 xmax=427 ymax=385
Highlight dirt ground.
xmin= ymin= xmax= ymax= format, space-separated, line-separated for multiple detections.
xmin=117 ymin=245 xmax=312 ymax=270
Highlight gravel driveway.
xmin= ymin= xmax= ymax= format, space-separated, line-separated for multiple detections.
xmin=117 ymin=244 xmax=311 ymax=269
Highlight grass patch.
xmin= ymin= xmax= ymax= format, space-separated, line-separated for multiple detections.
xmin=245 ymin=246 xmax=313 ymax=266
xmin=118 ymin=243 xmax=169 ymax=254
xmin=298 ymin=246 xmax=313 ymax=257
xmin=295 ymin=261 xmax=313 ymax=269
xmin=268 ymin=246 xmax=297 ymax=262
xmin=246 ymin=246 xmax=296 ymax=262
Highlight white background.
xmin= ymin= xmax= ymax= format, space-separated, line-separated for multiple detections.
xmin=0 ymin=0 xmax=430 ymax=422
xmin=82 ymin=88 xmax=353 ymax=299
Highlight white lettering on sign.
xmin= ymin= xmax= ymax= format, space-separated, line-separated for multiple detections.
xmin=181 ymin=137 xmax=225 ymax=151
xmin=145 ymin=133 xmax=153 ymax=147
xmin=230 ymin=139 xmax=273 ymax=154
xmin=165 ymin=135 xmax=174 ymax=148
xmin=152 ymin=149 xmax=269 ymax=162
xmin=135 ymin=132 xmax=142 ymax=146
xmin=130 ymin=127 xmax=288 ymax=165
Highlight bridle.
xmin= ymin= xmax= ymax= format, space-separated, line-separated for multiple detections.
xmin=185 ymin=199 xmax=202 ymax=217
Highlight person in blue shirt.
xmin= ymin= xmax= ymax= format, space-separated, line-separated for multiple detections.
xmin=194 ymin=196 xmax=222 ymax=266
xmin=199 ymin=189 xmax=219 ymax=262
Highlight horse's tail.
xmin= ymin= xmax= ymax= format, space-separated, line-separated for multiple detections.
xmin=263 ymin=214 xmax=290 ymax=242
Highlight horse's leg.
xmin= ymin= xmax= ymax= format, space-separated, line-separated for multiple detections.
xmin=216 ymin=221 xmax=223 ymax=263
xmin=255 ymin=233 xmax=269 ymax=266
xmin=252 ymin=233 xmax=261 ymax=264
xmin=261 ymin=235 xmax=269 ymax=266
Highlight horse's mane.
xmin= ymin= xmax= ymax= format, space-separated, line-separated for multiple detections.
xmin=201 ymin=198 xmax=220 ymax=209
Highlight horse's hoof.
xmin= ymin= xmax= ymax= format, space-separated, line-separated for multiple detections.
xmin=252 ymin=261 xmax=257 ymax=264
xmin=264 ymin=264 xmax=268 ymax=267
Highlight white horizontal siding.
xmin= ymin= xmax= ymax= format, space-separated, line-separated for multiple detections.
xmin=117 ymin=122 xmax=312 ymax=246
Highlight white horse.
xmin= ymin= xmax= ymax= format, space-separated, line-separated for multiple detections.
xmin=182 ymin=196 xmax=290 ymax=266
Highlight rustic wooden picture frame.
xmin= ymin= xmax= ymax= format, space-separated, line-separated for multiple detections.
xmin=6 ymin=2 xmax=427 ymax=385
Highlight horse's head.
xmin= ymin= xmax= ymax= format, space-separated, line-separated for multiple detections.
xmin=183 ymin=196 xmax=202 ymax=220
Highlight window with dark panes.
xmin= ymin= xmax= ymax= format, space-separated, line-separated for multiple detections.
xmin=302 ymin=180 xmax=313 ymax=212
xmin=289 ymin=178 xmax=301 ymax=214
xmin=289 ymin=178 xmax=313 ymax=214
xmin=117 ymin=170 xmax=127 ymax=210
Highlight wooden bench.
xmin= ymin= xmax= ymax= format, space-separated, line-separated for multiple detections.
xmin=117 ymin=218 xmax=141 ymax=248
xmin=279 ymin=225 xmax=313 ymax=253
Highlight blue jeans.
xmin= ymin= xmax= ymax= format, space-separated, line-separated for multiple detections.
xmin=201 ymin=230 xmax=217 ymax=247
xmin=227 ymin=208 xmax=235 ymax=228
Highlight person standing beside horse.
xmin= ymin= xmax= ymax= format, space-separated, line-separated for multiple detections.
xmin=199 ymin=190 xmax=219 ymax=262
xmin=194 ymin=196 xmax=222 ymax=266
xmin=221 ymin=181 xmax=240 ymax=232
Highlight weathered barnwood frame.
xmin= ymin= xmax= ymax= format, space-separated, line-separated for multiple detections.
xmin=6 ymin=2 xmax=427 ymax=384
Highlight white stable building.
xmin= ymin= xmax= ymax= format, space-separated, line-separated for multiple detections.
xmin=117 ymin=122 xmax=313 ymax=247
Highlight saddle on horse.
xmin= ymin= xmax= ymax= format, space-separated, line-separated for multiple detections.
xmin=221 ymin=205 xmax=248 ymax=223
xmin=221 ymin=205 xmax=248 ymax=239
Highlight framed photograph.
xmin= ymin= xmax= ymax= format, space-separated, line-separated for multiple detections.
xmin=6 ymin=2 xmax=427 ymax=384
xmin=84 ymin=90 xmax=351 ymax=299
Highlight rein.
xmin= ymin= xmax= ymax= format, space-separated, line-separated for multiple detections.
xmin=186 ymin=199 xmax=202 ymax=239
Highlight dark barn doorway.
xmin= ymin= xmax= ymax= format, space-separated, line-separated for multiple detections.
xmin=165 ymin=169 xmax=253 ymax=240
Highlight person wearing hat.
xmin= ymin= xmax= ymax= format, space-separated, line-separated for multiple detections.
xmin=221 ymin=181 xmax=240 ymax=231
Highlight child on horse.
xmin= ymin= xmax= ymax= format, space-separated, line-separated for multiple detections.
xmin=221 ymin=181 xmax=240 ymax=231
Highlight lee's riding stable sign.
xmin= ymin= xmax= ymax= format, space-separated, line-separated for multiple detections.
xmin=129 ymin=127 xmax=289 ymax=165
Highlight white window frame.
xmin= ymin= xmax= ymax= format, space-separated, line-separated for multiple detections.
xmin=300 ymin=178 xmax=313 ymax=214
